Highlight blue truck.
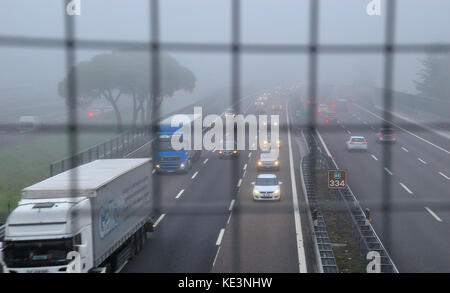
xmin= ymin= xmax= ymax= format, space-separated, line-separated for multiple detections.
xmin=152 ymin=114 xmax=202 ymax=173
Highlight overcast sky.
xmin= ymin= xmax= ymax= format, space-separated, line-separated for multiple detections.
xmin=1 ymin=0 xmax=449 ymax=102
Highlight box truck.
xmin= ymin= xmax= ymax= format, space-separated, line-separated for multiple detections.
xmin=1 ymin=159 xmax=154 ymax=273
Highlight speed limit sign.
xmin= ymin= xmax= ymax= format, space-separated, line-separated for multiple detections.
xmin=328 ymin=170 xmax=347 ymax=189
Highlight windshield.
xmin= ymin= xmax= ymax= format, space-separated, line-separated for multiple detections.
xmin=154 ymin=135 xmax=183 ymax=151
xmin=351 ymin=138 xmax=366 ymax=142
xmin=381 ymin=128 xmax=394 ymax=134
xmin=255 ymin=177 xmax=278 ymax=186
xmin=3 ymin=238 xmax=73 ymax=268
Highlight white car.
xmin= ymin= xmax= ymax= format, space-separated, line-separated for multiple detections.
xmin=252 ymin=174 xmax=282 ymax=201
xmin=257 ymin=149 xmax=280 ymax=170
xmin=346 ymin=136 xmax=368 ymax=151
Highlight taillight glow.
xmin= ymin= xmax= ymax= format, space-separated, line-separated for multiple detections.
xmin=378 ymin=133 xmax=383 ymax=136
xmin=362 ymin=142 xmax=367 ymax=145
xmin=392 ymin=133 xmax=396 ymax=136
xmin=89 ymin=112 xmax=93 ymax=117
xmin=349 ymin=141 xmax=354 ymax=144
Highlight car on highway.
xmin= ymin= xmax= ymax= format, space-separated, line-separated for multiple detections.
xmin=257 ymin=149 xmax=280 ymax=170
xmin=324 ymin=110 xmax=337 ymax=124
xmin=217 ymin=140 xmax=239 ymax=158
xmin=271 ymin=104 xmax=283 ymax=111
xmin=346 ymin=136 xmax=368 ymax=151
xmin=377 ymin=127 xmax=397 ymax=143
xmin=224 ymin=108 xmax=236 ymax=118
xmin=19 ymin=116 xmax=41 ymax=134
xmin=252 ymin=174 xmax=282 ymax=201
xmin=317 ymin=104 xmax=328 ymax=114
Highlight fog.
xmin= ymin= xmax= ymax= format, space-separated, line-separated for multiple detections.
xmin=1 ymin=0 xmax=450 ymax=121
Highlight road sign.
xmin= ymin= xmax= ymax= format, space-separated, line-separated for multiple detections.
xmin=328 ymin=170 xmax=347 ymax=188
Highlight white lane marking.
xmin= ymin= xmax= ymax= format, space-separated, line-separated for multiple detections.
xmin=371 ymin=126 xmax=376 ymax=131
xmin=401 ymin=147 xmax=409 ymax=152
xmin=399 ymin=182 xmax=413 ymax=195
xmin=152 ymin=169 xmax=156 ymax=174
xmin=229 ymin=199 xmax=235 ymax=211
xmin=355 ymin=103 xmax=450 ymax=155
xmin=216 ymin=228 xmax=225 ymax=246
xmin=237 ymin=178 xmax=242 ymax=188
xmin=153 ymin=214 xmax=166 ymax=228
xmin=287 ymin=104 xmax=308 ymax=273
xmin=227 ymin=213 xmax=232 ymax=224
xmin=371 ymin=154 xmax=379 ymax=161
xmin=248 ymin=152 xmax=252 ymax=158
xmin=243 ymin=163 xmax=247 ymax=170
xmin=425 ymin=207 xmax=443 ymax=222
xmin=212 ymin=246 xmax=221 ymax=267
xmin=384 ymin=167 xmax=393 ymax=176
xmin=438 ymin=172 xmax=450 ymax=180
xmin=242 ymin=170 xmax=247 ymax=178
xmin=346 ymin=129 xmax=352 ymax=135
xmin=203 ymin=158 xmax=209 ymax=164
xmin=176 ymin=189 xmax=184 ymax=199
xmin=417 ymin=157 xmax=427 ymax=164
xmin=191 ymin=171 xmax=199 ymax=179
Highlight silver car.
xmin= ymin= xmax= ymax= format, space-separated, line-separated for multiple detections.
xmin=257 ymin=149 xmax=280 ymax=170
xmin=346 ymin=136 xmax=368 ymax=151
xmin=252 ymin=174 xmax=282 ymax=201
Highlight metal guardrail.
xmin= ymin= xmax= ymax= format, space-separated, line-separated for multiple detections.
xmin=50 ymin=128 xmax=150 ymax=176
xmin=305 ymin=130 xmax=398 ymax=273
xmin=300 ymin=154 xmax=339 ymax=273
xmin=0 ymin=224 xmax=5 ymax=240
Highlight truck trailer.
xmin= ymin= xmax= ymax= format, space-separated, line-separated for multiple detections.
xmin=1 ymin=159 xmax=154 ymax=273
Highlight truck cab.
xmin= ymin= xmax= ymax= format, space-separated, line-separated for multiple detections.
xmin=2 ymin=197 xmax=93 ymax=273
xmin=153 ymin=115 xmax=201 ymax=173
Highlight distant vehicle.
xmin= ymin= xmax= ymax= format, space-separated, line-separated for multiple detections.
xmin=88 ymin=109 xmax=102 ymax=118
xmin=346 ymin=136 xmax=368 ymax=151
xmin=19 ymin=116 xmax=41 ymax=133
xmin=1 ymin=159 xmax=154 ymax=273
xmin=317 ymin=104 xmax=328 ymax=114
xmin=224 ymin=108 xmax=235 ymax=118
xmin=153 ymin=114 xmax=202 ymax=173
xmin=257 ymin=149 xmax=280 ymax=170
xmin=324 ymin=110 xmax=337 ymax=124
xmin=378 ymin=127 xmax=397 ymax=143
xmin=271 ymin=104 xmax=283 ymax=111
xmin=218 ymin=140 xmax=239 ymax=158
xmin=336 ymin=99 xmax=348 ymax=112
xmin=252 ymin=174 xmax=282 ymax=201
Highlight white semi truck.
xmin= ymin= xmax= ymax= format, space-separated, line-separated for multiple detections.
xmin=0 ymin=159 xmax=154 ymax=273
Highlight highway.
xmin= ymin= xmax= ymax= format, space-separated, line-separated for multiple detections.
xmin=316 ymin=101 xmax=450 ymax=272
xmin=122 ymin=94 xmax=313 ymax=273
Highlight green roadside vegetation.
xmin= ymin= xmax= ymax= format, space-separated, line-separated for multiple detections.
xmin=314 ymin=170 xmax=366 ymax=273
xmin=0 ymin=111 xmax=125 ymax=222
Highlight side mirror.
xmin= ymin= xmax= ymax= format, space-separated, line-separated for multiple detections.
xmin=251 ymin=182 xmax=255 ymax=185
xmin=75 ymin=244 xmax=88 ymax=257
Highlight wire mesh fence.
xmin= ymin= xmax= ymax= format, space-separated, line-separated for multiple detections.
xmin=0 ymin=0 xmax=449 ymax=273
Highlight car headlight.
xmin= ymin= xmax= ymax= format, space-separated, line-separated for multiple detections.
xmin=219 ymin=151 xmax=223 ymax=154
xmin=257 ymin=161 xmax=262 ymax=166
xmin=180 ymin=162 xmax=185 ymax=168
xmin=274 ymin=188 xmax=280 ymax=195
xmin=253 ymin=189 xmax=260 ymax=195
xmin=274 ymin=161 xmax=279 ymax=166
xmin=156 ymin=164 xmax=160 ymax=168
xmin=233 ymin=150 xmax=237 ymax=154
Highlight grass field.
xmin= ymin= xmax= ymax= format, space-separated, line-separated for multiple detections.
xmin=0 ymin=112 xmax=122 ymax=222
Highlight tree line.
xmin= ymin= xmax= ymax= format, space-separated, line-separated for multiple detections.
xmin=58 ymin=50 xmax=196 ymax=132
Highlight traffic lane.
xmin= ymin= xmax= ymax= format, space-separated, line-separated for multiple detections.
xmin=318 ymin=127 xmax=450 ymax=272
xmin=123 ymin=149 xmax=250 ymax=272
xmin=354 ymin=102 xmax=450 ymax=154
xmin=212 ymin=120 xmax=299 ymax=272
xmin=339 ymin=112 xmax=450 ymax=204
xmin=339 ymin=116 xmax=450 ymax=224
xmin=347 ymin=103 xmax=450 ymax=174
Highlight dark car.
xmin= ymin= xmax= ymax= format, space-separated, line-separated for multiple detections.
xmin=378 ymin=127 xmax=397 ymax=143
xmin=324 ymin=110 xmax=337 ymax=124
xmin=217 ymin=140 xmax=239 ymax=158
